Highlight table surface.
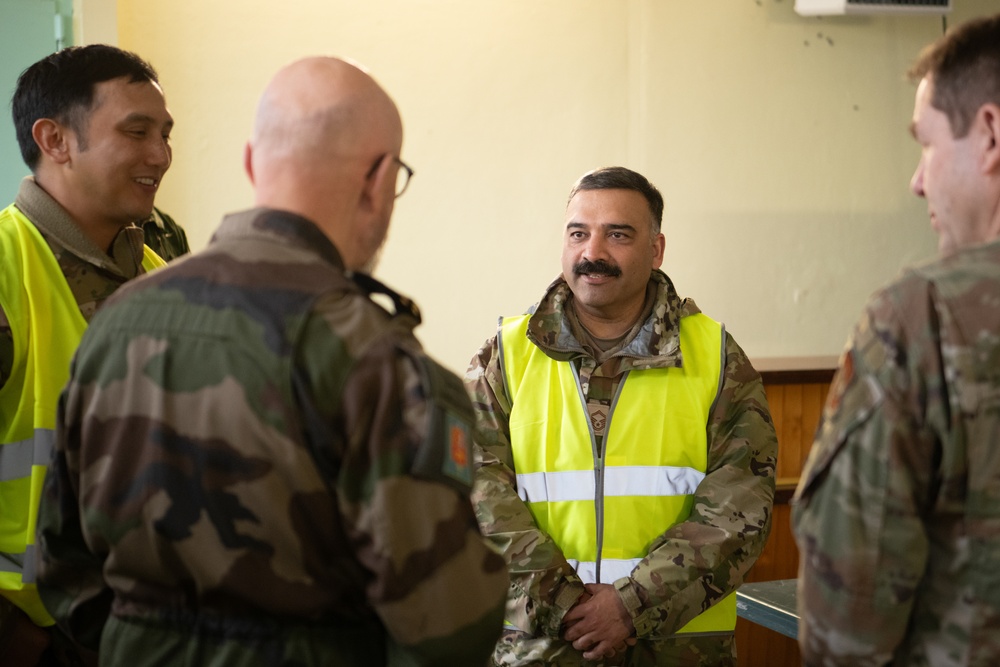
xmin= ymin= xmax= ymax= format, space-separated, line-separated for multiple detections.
xmin=735 ymin=578 xmax=799 ymax=640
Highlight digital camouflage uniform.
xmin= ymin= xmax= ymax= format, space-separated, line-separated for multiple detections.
xmin=35 ymin=208 xmax=508 ymax=666
xmin=466 ymin=270 xmax=778 ymax=667
xmin=792 ymin=238 xmax=1000 ymax=666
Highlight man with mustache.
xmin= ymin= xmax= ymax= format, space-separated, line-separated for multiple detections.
xmin=0 ymin=44 xmax=170 ymax=666
xmin=466 ymin=166 xmax=778 ymax=666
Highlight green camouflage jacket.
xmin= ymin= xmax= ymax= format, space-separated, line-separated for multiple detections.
xmin=466 ymin=270 xmax=777 ymax=666
xmin=792 ymin=238 xmax=1000 ymax=666
xmin=36 ymin=208 xmax=507 ymax=666
xmin=141 ymin=207 xmax=191 ymax=262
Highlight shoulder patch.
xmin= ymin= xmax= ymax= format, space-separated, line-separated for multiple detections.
xmin=411 ymin=355 xmax=475 ymax=490
xmin=796 ymin=350 xmax=884 ymax=499
xmin=442 ymin=413 xmax=473 ymax=485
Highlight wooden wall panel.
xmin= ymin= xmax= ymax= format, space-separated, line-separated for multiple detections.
xmin=736 ymin=369 xmax=833 ymax=667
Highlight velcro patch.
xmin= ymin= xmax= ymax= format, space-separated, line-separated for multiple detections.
xmin=412 ymin=354 xmax=476 ymax=491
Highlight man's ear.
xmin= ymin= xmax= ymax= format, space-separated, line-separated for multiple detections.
xmin=31 ymin=118 xmax=72 ymax=165
xmin=359 ymin=154 xmax=392 ymax=214
xmin=244 ymin=142 xmax=255 ymax=185
xmin=978 ymin=103 xmax=1000 ymax=174
xmin=652 ymin=231 xmax=666 ymax=269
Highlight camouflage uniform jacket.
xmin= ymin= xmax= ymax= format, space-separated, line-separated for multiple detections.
xmin=0 ymin=177 xmax=152 ymax=390
xmin=466 ymin=269 xmax=777 ymax=666
xmin=36 ymin=208 xmax=507 ymax=666
xmin=792 ymin=238 xmax=1000 ymax=667
xmin=141 ymin=207 xmax=191 ymax=262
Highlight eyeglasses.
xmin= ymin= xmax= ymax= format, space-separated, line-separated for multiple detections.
xmin=368 ymin=154 xmax=415 ymax=199
xmin=393 ymin=157 xmax=414 ymax=198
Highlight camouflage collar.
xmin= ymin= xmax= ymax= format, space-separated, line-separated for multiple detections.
xmin=211 ymin=208 xmax=345 ymax=271
xmin=14 ymin=176 xmax=146 ymax=279
xmin=525 ymin=269 xmax=701 ymax=370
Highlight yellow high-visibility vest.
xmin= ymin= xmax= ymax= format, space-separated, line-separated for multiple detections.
xmin=0 ymin=204 xmax=164 ymax=625
xmin=499 ymin=311 xmax=736 ymax=634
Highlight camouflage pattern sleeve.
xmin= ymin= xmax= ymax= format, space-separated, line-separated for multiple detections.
xmin=35 ymin=358 xmax=111 ymax=653
xmin=301 ymin=308 xmax=507 ymax=666
xmin=792 ymin=287 xmax=937 ymax=666
xmin=465 ymin=333 xmax=587 ymax=638
xmin=616 ymin=334 xmax=778 ymax=637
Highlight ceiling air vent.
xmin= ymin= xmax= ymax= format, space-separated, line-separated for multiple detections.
xmin=794 ymin=0 xmax=952 ymax=15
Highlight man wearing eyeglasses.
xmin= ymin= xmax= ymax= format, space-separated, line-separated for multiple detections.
xmin=33 ymin=56 xmax=506 ymax=666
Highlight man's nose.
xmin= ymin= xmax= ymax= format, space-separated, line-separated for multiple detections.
xmin=910 ymin=159 xmax=926 ymax=198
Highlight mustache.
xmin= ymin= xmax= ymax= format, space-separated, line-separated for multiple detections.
xmin=574 ymin=259 xmax=621 ymax=278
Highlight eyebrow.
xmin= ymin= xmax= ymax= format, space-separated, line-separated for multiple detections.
xmin=566 ymin=221 xmax=637 ymax=232
xmin=118 ymin=113 xmax=174 ymax=131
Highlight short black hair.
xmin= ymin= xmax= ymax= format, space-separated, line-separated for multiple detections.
xmin=908 ymin=13 xmax=1000 ymax=138
xmin=11 ymin=44 xmax=159 ymax=170
xmin=567 ymin=166 xmax=664 ymax=233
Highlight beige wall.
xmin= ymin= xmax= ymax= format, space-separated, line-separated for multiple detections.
xmin=104 ymin=1 xmax=997 ymax=374
xmin=74 ymin=0 xmax=117 ymax=46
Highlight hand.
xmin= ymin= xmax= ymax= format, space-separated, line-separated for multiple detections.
xmin=561 ymin=583 xmax=636 ymax=661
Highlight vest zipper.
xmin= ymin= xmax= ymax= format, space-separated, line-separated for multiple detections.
xmin=570 ymin=362 xmax=605 ymax=582
xmin=571 ymin=363 xmax=631 ymax=584
xmin=599 ymin=372 xmax=629 ymax=583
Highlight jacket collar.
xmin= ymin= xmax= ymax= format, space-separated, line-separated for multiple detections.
xmin=210 ymin=207 xmax=346 ymax=271
xmin=524 ymin=269 xmax=702 ymax=370
xmin=14 ymin=177 xmax=147 ymax=279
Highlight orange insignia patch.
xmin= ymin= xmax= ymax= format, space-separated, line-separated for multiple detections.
xmin=450 ymin=425 xmax=468 ymax=467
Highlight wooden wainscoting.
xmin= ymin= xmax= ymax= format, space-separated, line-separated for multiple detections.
xmin=735 ymin=365 xmax=835 ymax=667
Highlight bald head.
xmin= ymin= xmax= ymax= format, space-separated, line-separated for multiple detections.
xmin=245 ymin=57 xmax=405 ymax=271
xmin=251 ymin=58 xmax=402 ymax=170
xmin=251 ymin=57 xmax=401 ymax=163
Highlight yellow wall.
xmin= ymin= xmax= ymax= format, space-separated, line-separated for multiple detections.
xmin=104 ymin=1 xmax=998 ymax=373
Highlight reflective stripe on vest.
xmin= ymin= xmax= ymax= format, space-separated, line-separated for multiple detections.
xmin=516 ymin=466 xmax=706 ymax=504
xmin=0 ymin=430 xmax=55 ymax=481
xmin=0 ymin=205 xmax=165 ymax=625
xmin=499 ymin=311 xmax=737 ymax=635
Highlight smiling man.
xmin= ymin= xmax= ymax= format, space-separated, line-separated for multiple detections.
xmin=0 ymin=44 xmax=170 ymax=665
xmin=466 ymin=166 xmax=777 ymax=666
xmin=792 ymin=12 xmax=1000 ymax=666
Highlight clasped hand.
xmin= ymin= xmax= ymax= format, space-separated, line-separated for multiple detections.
xmin=561 ymin=583 xmax=637 ymax=661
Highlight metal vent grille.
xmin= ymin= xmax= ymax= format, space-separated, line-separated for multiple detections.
xmin=847 ymin=0 xmax=949 ymax=5
xmin=795 ymin=0 xmax=951 ymax=15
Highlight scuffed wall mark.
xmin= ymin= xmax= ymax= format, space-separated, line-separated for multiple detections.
xmin=814 ymin=31 xmax=836 ymax=47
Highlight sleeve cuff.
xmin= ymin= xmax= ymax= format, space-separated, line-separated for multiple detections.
xmin=615 ymin=578 xmax=651 ymax=636
xmin=543 ymin=578 xmax=586 ymax=637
